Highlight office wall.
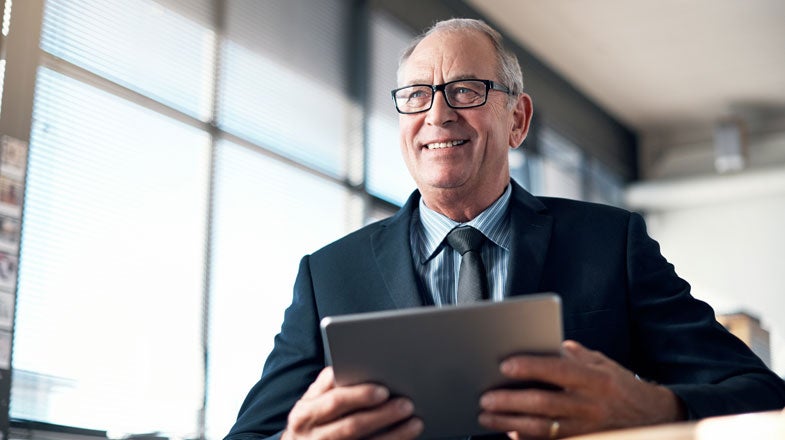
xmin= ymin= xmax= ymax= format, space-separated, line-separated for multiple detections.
xmin=627 ymin=126 xmax=785 ymax=376
xmin=646 ymin=192 xmax=785 ymax=376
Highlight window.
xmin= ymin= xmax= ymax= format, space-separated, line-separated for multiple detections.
xmin=204 ymin=140 xmax=355 ymax=439
xmin=39 ymin=0 xmax=215 ymax=120
xmin=204 ymin=1 xmax=359 ymax=436
xmin=13 ymin=0 xmax=360 ymax=437
xmin=216 ymin=0 xmax=353 ymax=177
xmin=14 ymin=67 xmax=209 ymax=435
xmin=586 ymin=158 xmax=624 ymax=206
xmin=13 ymin=0 xmax=216 ymax=435
xmin=538 ymin=128 xmax=584 ymax=200
xmin=366 ymin=11 xmax=416 ymax=205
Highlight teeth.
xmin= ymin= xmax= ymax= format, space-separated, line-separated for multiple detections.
xmin=426 ymin=140 xmax=465 ymax=149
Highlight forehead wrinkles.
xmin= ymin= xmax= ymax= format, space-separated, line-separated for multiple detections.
xmin=404 ymin=55 xmax=465 ymax=84
xmin=400 ymin=31 xmax=497 ymax=85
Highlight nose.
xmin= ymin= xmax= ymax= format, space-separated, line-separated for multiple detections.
xmin=425 ymin=90 xmax=457 ymax=126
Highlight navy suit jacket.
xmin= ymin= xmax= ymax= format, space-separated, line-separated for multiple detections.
xmin=227 ymin=182 xmax=785 ymax=439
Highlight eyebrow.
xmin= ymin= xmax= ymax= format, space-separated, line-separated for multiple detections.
xmin=402 ymin=74 xmax=484 ymax=86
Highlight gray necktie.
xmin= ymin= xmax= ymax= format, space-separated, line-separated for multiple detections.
xmin=446 ymin=226 xmax=489 ymax=304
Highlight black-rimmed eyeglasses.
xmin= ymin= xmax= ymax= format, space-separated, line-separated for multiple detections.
xmin=391 ymin=79 xmax=514 ymax=114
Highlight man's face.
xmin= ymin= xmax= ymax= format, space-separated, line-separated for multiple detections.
xmin=397 ymin=30 xmax=529 ymax=203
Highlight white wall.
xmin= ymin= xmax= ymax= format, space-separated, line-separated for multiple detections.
xmin=627 ymin=161 xmax=785 ymax=376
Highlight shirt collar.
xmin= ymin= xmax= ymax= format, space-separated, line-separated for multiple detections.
xmin=415 ymin=184 xmax=512 ymax=263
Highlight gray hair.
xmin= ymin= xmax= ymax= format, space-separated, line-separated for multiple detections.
xmin=397 ymin=18 xmax=524 ymax=98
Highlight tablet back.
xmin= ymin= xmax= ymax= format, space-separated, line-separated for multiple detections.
xmin=320 ymin=293 xmax=563 ymax=439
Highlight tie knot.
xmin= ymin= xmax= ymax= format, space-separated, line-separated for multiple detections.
xmin=446 ymin=226 xmax=485 ymax=255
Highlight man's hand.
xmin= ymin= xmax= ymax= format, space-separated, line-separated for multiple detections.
xmin=478 ymin=340 xmax=686 ymax=439
xmin=282 ymin=367 xmax=423 ymax=440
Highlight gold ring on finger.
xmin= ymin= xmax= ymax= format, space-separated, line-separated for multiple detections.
xmin=549 ymin=419 xmax=560 ymax=439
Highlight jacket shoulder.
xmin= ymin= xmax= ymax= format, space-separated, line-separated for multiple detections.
xmin=535 ymin=196 xmax=636 ymax=226
xmin=311 ymin=217 xmax=389 ymax=259
xmin=310 ymin=190 xmax=419 ymax=260
xmin=536 ymin=196 xmax=631 ymax=217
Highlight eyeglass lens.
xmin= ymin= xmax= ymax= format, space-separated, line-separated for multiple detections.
xmin=394 ymin=80 xmax=488 ymax=113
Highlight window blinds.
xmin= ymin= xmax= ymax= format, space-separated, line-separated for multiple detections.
xmin=14 ymin=0 xmax=214 ymax=436
xmin=14 ymin=67 xmax=210 ymax=435
xmin=366 ymin=11 xmax=416 ymax=205
xmin=216 ymin=0 xmax=353 ymax=177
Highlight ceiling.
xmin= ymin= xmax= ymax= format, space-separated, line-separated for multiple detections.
xmin=467 ymin=0 xmax=785 ymax=136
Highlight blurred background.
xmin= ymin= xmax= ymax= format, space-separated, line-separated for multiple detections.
xmin=0 ymin=0 xmax=782 ymax=439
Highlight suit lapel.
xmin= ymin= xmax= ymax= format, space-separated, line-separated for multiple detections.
xmin=370 ymin=191 xmax=426 ymax=310
xmin=369 ymin=183 xmax=552 ymax=307
xmin=505 ymin=182 xmax=553 ymax=297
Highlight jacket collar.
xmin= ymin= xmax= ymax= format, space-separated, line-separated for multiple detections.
xmin=369 ymin=181 xmax=553 ymax=309
xmin=370 ymin=190 xmax=426 ymax=310
xmin=504 ymin=180 xmax=553 ymax=297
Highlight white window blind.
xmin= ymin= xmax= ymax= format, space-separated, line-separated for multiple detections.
xmin=587 ymin=158 xmax=624 ymax=206
xmin=13 ymin=0 xmax=217 ymax=436
xmin=13 ymin=67 xmax=210 ymax=436
xmin=539 ymin=127 xmax=584 ymax=200
xmin=39 ymin=0 xmax=215 ymax=120
xmin=366 ymin=11 xmax=416 ymax=205
xmin=217 ymin=0 xmax=353 ymax=177
xmin=204 ymin=2 xmax=361 ymax=436
xmin=204 ymin=139 xmax=354 ymax=439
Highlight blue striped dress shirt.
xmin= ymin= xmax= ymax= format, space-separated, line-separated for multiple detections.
xmin=410 ymin=184 xmax=512 ymax=306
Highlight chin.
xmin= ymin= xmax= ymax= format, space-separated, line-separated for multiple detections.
xmin=423 ymin=178 xmax=472 ymax=192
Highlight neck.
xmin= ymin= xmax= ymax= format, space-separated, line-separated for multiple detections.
xmin=421 ymin=181 xmax=509 ymax=222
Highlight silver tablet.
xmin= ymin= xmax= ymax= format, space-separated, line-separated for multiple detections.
xmin=320 ymin=293 xmax=563 ymax=439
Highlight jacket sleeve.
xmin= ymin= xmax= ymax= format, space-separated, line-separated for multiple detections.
xmin=625 ymin=212 xmax=785 ymax=418
xmin=225 ymin=255 xmax=325 ymax=440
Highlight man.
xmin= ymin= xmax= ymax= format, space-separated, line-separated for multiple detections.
xmin=227 ymin=18 xmax=785 ymax=440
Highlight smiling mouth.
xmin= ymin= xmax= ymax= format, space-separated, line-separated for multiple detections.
xmin=425 ymin=140 xmax=467 ymax=150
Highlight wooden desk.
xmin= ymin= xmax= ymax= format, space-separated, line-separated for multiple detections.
xmin=566 ymin=410 xmax=785 ymax=439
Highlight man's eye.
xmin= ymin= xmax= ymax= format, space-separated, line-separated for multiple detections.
xmin=409 ymin=90 xmax=427 ymax=99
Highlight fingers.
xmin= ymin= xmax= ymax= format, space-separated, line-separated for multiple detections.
xmin=478 ymin=342 xmax=617 ymax=438
xmin=288 ymin=368 xmax=416 ymax=439
xmin=479 ymin=412 xmax=565 ymax=439
xmin=289 ymin=381 xmax=390 ymax=431
xmin=311 ymin=397 xmax=418 ymax=440
xmin=485 ymin=340 xmax=681 ymax=437
xmin=499 ymin=341 xmax=612 ymax=390
xmin=368 ymin=415 xmax=424 ymax=440
xmin=499 ymin=356 xmax=592 ymax=391
xmin=302 ymin=367 xmax=337 ymax=399
xmin=562 ymin=340 xmax=611 ymax=366
xmin=480 ymin=388 xmax=586 ymax=419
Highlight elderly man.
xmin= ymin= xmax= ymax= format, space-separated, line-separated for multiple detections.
xmin=226 ymin=18 xmax=785 ymax=440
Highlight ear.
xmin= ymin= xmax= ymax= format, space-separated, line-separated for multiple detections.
xmin=508 ymin=93 xmax=533 ymax=149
